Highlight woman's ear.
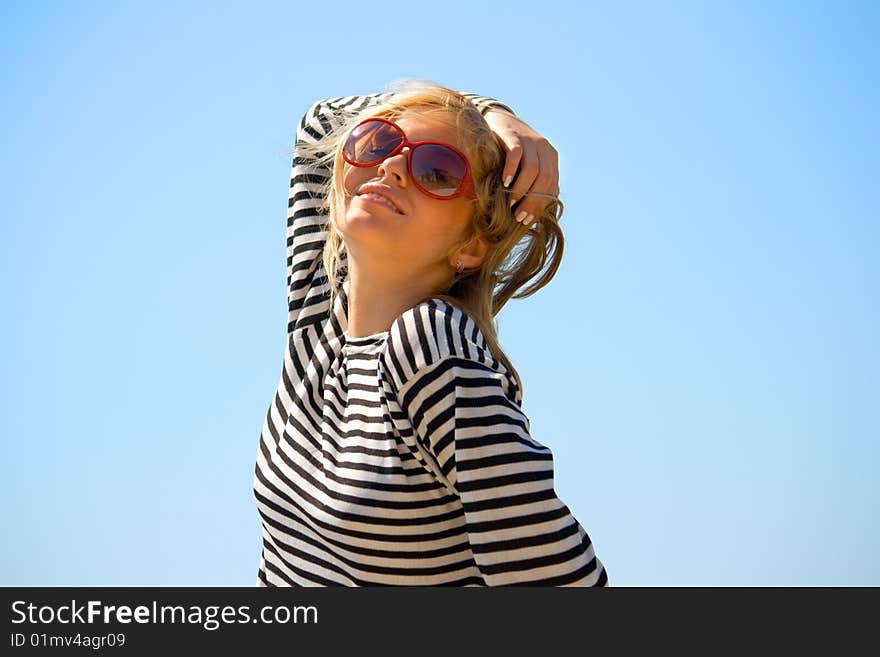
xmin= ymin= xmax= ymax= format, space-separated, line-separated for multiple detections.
xmin=452 ymin=232 xmax=490 ymax=270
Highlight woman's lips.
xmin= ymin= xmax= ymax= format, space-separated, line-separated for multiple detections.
xmin=358 ymin=192 xmax=403 ymax=214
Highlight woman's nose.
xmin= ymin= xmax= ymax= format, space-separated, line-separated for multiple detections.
xmin=376 ymin=147 xmax=409 ymax=184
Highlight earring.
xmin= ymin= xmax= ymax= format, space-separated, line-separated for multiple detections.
xmin=455 ymin=260 xmax=464 ymax=273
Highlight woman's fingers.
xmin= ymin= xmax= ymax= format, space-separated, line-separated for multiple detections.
xmin=507 ymin=139 xmax=558 ymax=224
xmin=484 ymin=109 xmax=561 ymax=226
xmin=507 ymin=140 xmax=538 ymax=212
xmin=500 ymin=139 xmax=523 ymax=193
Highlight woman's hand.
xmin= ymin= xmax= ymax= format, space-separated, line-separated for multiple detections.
xmin=483 ymin=108 xmax=560 ymax=225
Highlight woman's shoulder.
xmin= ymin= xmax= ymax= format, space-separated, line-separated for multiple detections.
xmin=383 ymin=297 xmax=498 ymax=381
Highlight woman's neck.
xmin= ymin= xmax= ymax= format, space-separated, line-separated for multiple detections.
xmin=345 ymin=257 xmax=446 ymax=338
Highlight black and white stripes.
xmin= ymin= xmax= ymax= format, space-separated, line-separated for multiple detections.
xmin=253 ymin=90 xmax=608 ymax=586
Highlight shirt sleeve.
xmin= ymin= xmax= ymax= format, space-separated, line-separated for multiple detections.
xmin=459 ymin=92 xmax=517 ymax=117
xmin=383 ymin=304 xmax=609 ymax=586
xmin=285 ymin=96 xmax=355 ymax=335
xmin=285 ymin=92 xmax=517 ymax=335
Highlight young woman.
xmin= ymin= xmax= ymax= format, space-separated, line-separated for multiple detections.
xmin=253 ymin=80 xmax=609 ymax=586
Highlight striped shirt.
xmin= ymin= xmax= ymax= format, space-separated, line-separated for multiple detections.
xmin=253 ymin=91 xmax=609 ymax=586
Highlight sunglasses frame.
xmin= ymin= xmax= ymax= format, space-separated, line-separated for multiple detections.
xmin=342 ymin=117 xmax=477 ymax=201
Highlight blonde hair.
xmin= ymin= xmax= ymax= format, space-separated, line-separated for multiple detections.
xmin=295 ymin=78 xmax=565 ymax=394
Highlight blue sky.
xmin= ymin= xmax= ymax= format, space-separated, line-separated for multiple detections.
xmin=1 ymin=0 xmax=876 ymax=586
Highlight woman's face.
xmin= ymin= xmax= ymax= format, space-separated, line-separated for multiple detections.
xmin=339 ymin=110 xmax=481 ymax=282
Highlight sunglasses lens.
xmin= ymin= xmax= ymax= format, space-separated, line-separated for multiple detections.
xmin=411 ymin=144 xmax=467 ymax=197
xmin=344 ymin=120 xmax=402 ymax=164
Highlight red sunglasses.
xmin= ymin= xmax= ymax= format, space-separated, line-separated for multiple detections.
xmin=342 ymin=117 xmax=476 ymax=200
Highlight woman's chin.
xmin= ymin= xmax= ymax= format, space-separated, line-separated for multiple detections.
xmin=338 ymin=211 xmax=395 ymax=245
xmin=342 ymin=207 xmax=397 ymax=230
